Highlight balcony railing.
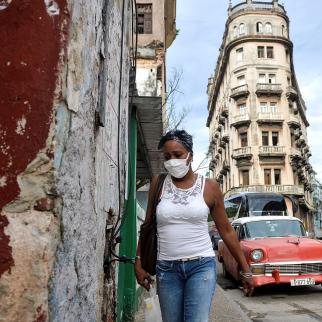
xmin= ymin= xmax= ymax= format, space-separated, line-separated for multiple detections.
xmin=225 ymin=185 xmax=304 ymax=198
xmin=230 ymin=2 xmax=286 ymax=16
xmin=232 ymin=147 xmax=252 ymax=159
xmin=257 ymin=112 xmax=283 ymax=124
xmin=256 ymin=83 xmax=283 ymax=96
xmin=230 ymin=84 xmax=249 ymax=100
xmin=258 ymin=146 xmax=285 ymax=156
xmin=231 ymin=113 xmax=251 ymax=127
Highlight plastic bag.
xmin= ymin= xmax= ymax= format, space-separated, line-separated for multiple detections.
xmin=144 ymin=286 xmax=162 ymax=322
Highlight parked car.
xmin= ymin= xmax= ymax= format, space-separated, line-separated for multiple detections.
xmin=218 ymin=216 xmax=322 ymax=288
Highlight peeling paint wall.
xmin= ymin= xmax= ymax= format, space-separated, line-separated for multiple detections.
xmin=0 ymin=0 xmax=132 ymax=321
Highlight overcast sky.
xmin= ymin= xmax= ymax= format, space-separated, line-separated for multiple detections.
xmin=167 ymin=0 xmax=322 ymax=182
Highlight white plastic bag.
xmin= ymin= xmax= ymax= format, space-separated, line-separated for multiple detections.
xmin=144 ymin=286 xmax=163 ymax=322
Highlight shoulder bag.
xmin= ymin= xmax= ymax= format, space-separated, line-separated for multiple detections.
xmin=139 ymin=174 xmax=167 ymax=275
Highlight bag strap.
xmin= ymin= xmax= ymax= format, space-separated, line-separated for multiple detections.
xmin=151 ymin=174 xmax=167 ymax=224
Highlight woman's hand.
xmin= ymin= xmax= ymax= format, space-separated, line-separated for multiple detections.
xmin=134 ymin=260 xmax=153 ymax=291
xmin=240 ymin=272 xmax=254 ymax=297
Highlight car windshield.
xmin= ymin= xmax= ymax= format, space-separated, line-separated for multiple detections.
xmin=244 ymin=220 xmax=306 ymax=238
xmin=247 ymin=195 xmax=287 ymax=216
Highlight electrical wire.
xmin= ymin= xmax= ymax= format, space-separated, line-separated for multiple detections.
xmin=105 ymin=0 xmax=138 ymax=266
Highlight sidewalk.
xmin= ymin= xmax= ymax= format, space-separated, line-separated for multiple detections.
xmin=134 ymin=284 xmax=251 ymax=322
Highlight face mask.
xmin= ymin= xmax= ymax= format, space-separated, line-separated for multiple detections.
xmin=164 ymin=153 xmax=191 ymax=178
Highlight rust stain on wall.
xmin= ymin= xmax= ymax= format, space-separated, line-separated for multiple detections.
xmin=0 ymin=0 xmax=69 ymax=279
xmin=34 ymin=305 xmax=47 ymax=322
xmin=0 ymin=0 xmax=69 ymax=210
xmin=0 ymin=214 xmax=14 ymax=278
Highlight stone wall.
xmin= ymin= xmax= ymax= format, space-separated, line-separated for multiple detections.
xmin=0 ymin=0 xmax=133 ymax=321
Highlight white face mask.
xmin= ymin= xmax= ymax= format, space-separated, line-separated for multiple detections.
xmin=164 ymin=153 xmax=191 ymax=178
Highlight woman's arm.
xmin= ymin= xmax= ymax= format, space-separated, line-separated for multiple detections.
xmin=207 ymin=179 xmax=254 ymax=296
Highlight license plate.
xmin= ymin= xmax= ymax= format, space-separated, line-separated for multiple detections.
xmin=290 ymin=278 xmax=315 ymax=286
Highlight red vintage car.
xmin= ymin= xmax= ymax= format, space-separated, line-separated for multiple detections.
xmin=218 ymin=216 xmax=322 ymax=288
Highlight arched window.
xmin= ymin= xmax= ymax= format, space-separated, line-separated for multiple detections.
xmin=256 ymin=22 xmax=263 ymax=33
xmin=265 ymin=22 xmax=272 ymax=34
xmin=239 ymin=23 xmax=245 ymax=35
xmin=233 ymin=25 xmax=238 ymax=38
xmin=281 ymin=25 xmax=287 ymax=37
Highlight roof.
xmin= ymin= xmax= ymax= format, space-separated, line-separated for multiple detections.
xmin=232 ymin=216 xmax=301 ymax=225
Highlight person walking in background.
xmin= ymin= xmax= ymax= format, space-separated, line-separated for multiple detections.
xmin=135 ymin=130 xmax=254 ymax=322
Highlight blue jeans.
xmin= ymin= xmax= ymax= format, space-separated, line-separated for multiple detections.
xmin=156 ymin=257 xmax=216 ymax=322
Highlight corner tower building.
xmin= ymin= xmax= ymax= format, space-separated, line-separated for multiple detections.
xmin=207 ymin=0 xmax=315 ymax=230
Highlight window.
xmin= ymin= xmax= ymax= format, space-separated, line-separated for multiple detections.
xmin=282 ymin=25 xmax=286 ymax=36
xmin=258 ymin=46 xmax=265 ymax=58
xmin=272 ymin=132 xmax=279 ymax=146
xmin=259 ymin=73 xmax=266 ymax=83
xmin=242 ymin=170 xmax=249 ymax=186
xmin=287 ymin=77 xmax=291 ymax=86
xmin=240 ymin=132 xmax=248 ymax=147
xmin=262 ymin=131 xmax=269 ymax=146
xmin=285 ymin=49 xmax=289 ymax=62
xmin=265 ymin=22 xmax=272 ymax=34
xmin=268 ymin=74 xmax=276 ymax=84
xmin=157 ymin=66 xmax=162 ymax=81
xmin=239 ymin=23 xmax=245 ymax=35
xmin=256 ymin=22 xmax=263 ymax=33
xmin=270 ymin=102 xmax=277 ymax=113
xmin=239 ymin=103 xmax=247 ymax=115
xmin=236 ymin=48 xmax=244 ymax=62
xmin=290 ymin=129 xmax=296 ymax=148
xmin=233 ymin=26 xmax=238 ymax=38
xmin=260 ymin=102 xmax=268 ymax=113
xmin=267 ymin=46 xmax=274 ymax=58
xmin=274 ymin=169 xmax=281 ymax=185
xmin=264 ymin=169 xmax=271 ymax=185
xmin=237 ymin=75 xmax=246 ymax=86
xmin=137 ymin=4 xmax=152 ymax=34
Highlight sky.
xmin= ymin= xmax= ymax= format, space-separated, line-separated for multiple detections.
xmin=167 ymin=0 xmax=322 ymax=182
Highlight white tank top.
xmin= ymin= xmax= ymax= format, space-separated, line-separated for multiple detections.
xmin=156 ymin=174 xmax=215 ymax=260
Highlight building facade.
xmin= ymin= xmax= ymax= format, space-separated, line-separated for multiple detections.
xmin=207 ymin=0 xmax=315 ymax=230
xmin=312 ymin=177 xmax=322 ymax=239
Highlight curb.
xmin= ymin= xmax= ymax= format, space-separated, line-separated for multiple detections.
xmin=213 ymin=283 xmax=252 ymax=322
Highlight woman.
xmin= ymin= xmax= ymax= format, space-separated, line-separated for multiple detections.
xmin=135 ymin=130 xmax=253 ymax=322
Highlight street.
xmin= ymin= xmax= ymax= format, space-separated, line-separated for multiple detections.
xmin=216 ymin=258 xmax=322 ymax=322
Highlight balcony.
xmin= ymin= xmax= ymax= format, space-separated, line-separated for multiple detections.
xmin=257 ymin=112 xmax=283 ymax=125
xmin=230 ymin=84 xmax=249 ymax=100
xmin=231 ymin=113 xmax=251 ymax=128
xmin=289 ymin=147 xmax=302 ymax=159
xmin=221 ymin=131 xmax=229 ymax=143
xmin=287 ymin=115 xmax=301 ymax=129
xmin=219 ymin=116 xmax=226 ymax=125
xmin=230 ymin=2 xmax=286 ymax=16
xmin=258 ymin=146 xmax=286 ymax=157
xmin=223 ymin=159 xmax=230 ymax=171
xmin=232 ymin=147 xmax=252 ymax=160
xmin=221 ymin=105 xmax=229 ymax=117
xmin=256 ymin=83 xmax=283 ymax=97
xmin=286 ymin=86 xmax=298 ymax=101
xmin=225 ymin=185 xmax=304 ymax=198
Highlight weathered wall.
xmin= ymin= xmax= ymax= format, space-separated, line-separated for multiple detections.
xmin=0 ymin=0 xmax=132 ymax=321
